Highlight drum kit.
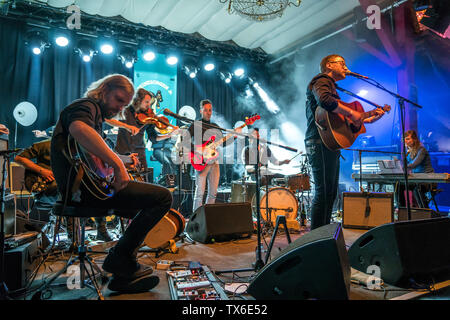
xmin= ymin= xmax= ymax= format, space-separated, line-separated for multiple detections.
xmin=231 ymin=155 xmax=312 ymax=232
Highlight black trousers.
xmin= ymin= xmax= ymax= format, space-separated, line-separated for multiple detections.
xmin=305 ymin=139 xmax=341 ymax=230
xmin=74 ymin=181 xmax=172 ymax=255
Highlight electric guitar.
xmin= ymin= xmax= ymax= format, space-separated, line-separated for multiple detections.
xmin=190 ymin=114 xmax=261 ymax=172
xmin=24 ymin=170 xmax=57 ymax=195
xmin=315 ymin=100 xmax=390 ymax=151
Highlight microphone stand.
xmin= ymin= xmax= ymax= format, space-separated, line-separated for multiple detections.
xmin=164 ymin=110 xmax=297 ymax=274
xmin=343 ymin=77 xmax=424 ymax=221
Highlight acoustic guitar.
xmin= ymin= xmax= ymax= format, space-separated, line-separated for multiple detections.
xmin=190 ymin=114 xmax=261 ymax=172
xmin=315 ymin=100 xmax=390 ymax=151
xmin=65 ymin=135 xmax=134 ymax=200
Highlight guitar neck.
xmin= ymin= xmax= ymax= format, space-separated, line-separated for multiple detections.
xmin=211 ymin=124 xmax=247 ymax=148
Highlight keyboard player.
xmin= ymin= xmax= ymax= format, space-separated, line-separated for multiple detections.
xmin=400 ymin=130 xmax=436 ymax=208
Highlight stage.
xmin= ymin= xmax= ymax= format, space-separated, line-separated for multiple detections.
xmin=13 ymin=220 xmax=450 ymax=302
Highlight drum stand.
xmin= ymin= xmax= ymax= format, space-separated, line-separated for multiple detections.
xmin=264 ymin=215 xmax=292 ymax=265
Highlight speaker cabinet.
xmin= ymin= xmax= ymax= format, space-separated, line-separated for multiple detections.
xmin=343 ymin=192 xmax=394 ymax=229
xmin=9 ymin=162 xmax=30 ymax=194
xmin=4 ymin=193 xmax=16 ymax=236
xmin=5 ymin=235 xmax=43 ymax=291
xmin=186 ymin=202 xmax=253 ymax=244
xmin=348 ymin=217 xmax=450 ymax=287
xmin=247 ymin=223 xmax=350 ymax=300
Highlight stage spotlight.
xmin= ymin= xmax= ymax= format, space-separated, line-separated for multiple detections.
xmin=143 ymin=50 xmax=156 ymax=61
xmin=219 ymin=71 xmax=232 ymax=84
xmin=204 ymin=63 xmax=215 ymax=71
xmin=26 ymin=30 xmax=49 ymax=55
xmin=234 ymin=67 xmax=245 ymax=78
xmin=55 ymin=35 xmax=69 ymax=47
xmin=166 ymin=55 xmax=178 ymax=65
xmin=119 ymin=46 xmax=137 ymax=69
xmin=183 ymin=65 xmax=198 ymax=79
xmin=357 ymin=89 xmax=368 ymax=96
xmin=99 ymin=39 xmax=114 ymax=55
xmin=75 ymin=39 xmax=96 ymax=63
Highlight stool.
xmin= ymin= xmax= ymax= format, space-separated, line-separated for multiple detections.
xmin=32 ymin=201 xmax=108 ymax=300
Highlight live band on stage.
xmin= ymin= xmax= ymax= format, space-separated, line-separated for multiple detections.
xmin=2 ymin=56 xmax=449 ymax=296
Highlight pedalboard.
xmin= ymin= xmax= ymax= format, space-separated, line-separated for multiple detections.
xmin=167 ymin=262 xmax=229 ymax=300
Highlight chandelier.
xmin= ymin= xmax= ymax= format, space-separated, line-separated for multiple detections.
xmin=220 ymin=0 xmax=302 ymax=22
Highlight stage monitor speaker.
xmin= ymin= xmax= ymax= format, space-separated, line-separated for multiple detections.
xmin=0 ymin=134 xmax=10 ymax=190
xmin=185 ymin=202 xmax=253 ymax=244
xmin=343 ymin=192 xmax=393 ymax=229
xmin=247 ymin=223 xmax=350 ymax=300
xmin=348 ymin=217 xmax=450 ymax=287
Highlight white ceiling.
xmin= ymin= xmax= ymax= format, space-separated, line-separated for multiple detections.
xmin=35 ymin=0 xmax=363 ymax=56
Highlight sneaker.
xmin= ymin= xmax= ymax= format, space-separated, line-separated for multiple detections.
xmin=102 ymin=247 xmax=153 ymax=278
xmin=107 ymin=274 xmax=160 ymax=293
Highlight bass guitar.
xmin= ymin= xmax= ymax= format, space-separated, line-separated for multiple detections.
xmin=190 ymin=114 xmax=261 ymax=172
xmin=315 ymin=100 xmax=390 ymax=151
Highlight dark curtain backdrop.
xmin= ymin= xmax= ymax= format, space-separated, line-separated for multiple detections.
xmin=0 ymin=18 xmax=133 ymax=149
xmin=176 ymin=66 xmax=252 ymax=127
xmin=0 ymin=18 xmax=259 ymax=151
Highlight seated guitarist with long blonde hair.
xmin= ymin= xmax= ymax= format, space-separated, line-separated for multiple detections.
xmin=305 ymin=54 xmax=385 ymax=230
xmin=51 ymin=74 xmax=172 ymax=293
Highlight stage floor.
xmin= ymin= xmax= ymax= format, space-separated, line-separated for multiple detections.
xmin=17 ymin=222 xmax=450 ymax=302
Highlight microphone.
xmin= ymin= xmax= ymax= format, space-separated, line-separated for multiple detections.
xmin=163 ymin=108 xmax=177 ymax=118
xmin=163 ymin=109 xmax=192 ymax=122
xmin=346 ymin=70 xmax=369 ymax=79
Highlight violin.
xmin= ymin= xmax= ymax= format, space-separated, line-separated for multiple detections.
xmin=135 ymin=109 xmax=178 ymax=135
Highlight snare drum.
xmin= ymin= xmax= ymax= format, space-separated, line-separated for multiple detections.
xmin=231 ymin=181 xmax=256 ymax=203
xmin=253 ymin=187 xmax=299 ymax=230
xmin=287 ymin=174 xmax=310 ymax=191
xmin=144 ymin=208 xmax=185 ymax=248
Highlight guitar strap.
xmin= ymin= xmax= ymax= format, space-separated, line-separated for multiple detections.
xmin=61 ymin=146 xmax=85 ymax=196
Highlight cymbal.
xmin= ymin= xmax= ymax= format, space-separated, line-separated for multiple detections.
xmin=178 ymin=105 xmax=196 ymax=124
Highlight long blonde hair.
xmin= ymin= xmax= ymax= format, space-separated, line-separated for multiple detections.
xmin=406 ymin=130 xmax=421 ymax=159
xmin=84 ymin=74 xmax=134 ymax=105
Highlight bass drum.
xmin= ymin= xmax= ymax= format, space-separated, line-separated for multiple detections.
xmin=252 ymin=187 xmax=300 ymax=230
xmin=144 ymin=208 xmax=185 ymax=248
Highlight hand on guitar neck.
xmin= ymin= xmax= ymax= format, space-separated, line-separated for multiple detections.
xmin=315 ymin=101 xmax=390 ymax=151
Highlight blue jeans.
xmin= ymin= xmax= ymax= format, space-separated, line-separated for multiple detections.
xmin=305 ymin=139 xmax=340 ymax=230
xmin=193 ymin=163 xmax=220 ymax=213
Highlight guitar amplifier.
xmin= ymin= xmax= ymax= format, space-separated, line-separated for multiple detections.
xmin=9 ymin=162 xmax=30 ymax=195
xmin=342 ymin=192 xmax=394 ymax=229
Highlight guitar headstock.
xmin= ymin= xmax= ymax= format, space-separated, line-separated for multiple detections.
xmin=245 ymin=114 xmax=261 ymax=126
xmin=382 ymin=104 xmax=391 ymax=113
